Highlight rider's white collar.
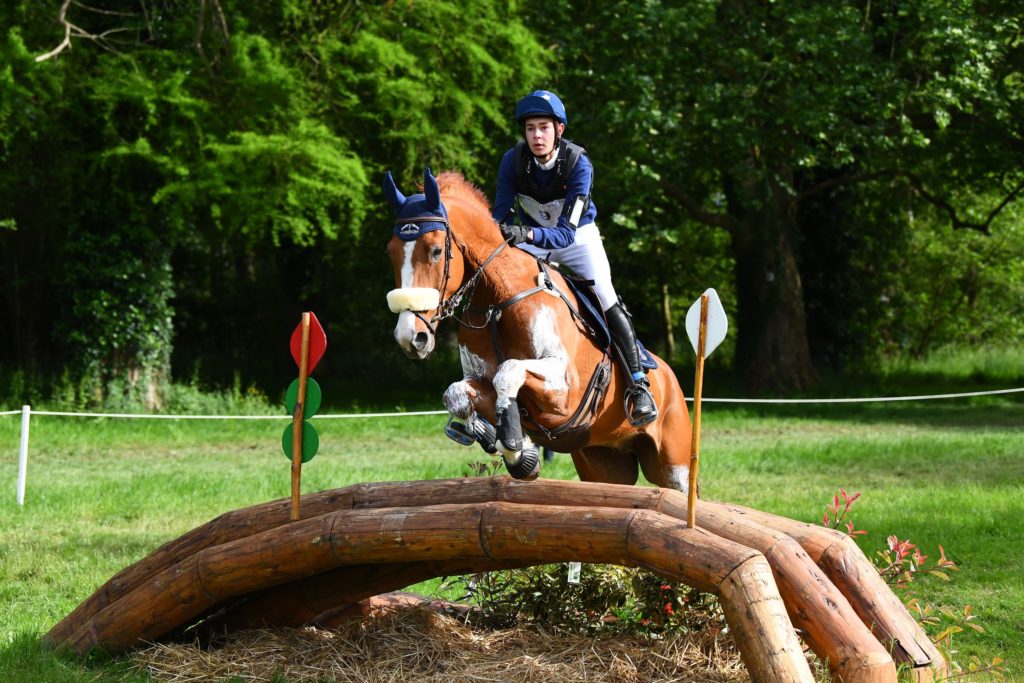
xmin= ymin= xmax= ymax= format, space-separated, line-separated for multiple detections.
xmin=535 ymin=155 xmax=557 ymax=171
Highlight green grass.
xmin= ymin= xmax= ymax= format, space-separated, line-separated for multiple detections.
xmin=1 ymin=390 xmax=1021 ymax=681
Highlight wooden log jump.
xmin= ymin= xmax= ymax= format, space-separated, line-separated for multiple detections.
xmin=47 ymin=477 xmax=946 ymax=683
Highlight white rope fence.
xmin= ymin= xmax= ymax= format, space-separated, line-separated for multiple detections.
xmin=5 ymin=386 xmax=1023 ymax=506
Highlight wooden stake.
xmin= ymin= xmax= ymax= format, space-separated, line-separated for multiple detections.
xmin=291 ymin=312 xmax=311 ymax=521
xmin=687 ymin=294 xmax=708 ymax=529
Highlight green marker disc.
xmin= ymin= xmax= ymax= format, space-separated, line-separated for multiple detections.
xmin=285 ymin=377 xmax=322 ymax=418
xmin=282 ymin=421 xmax=319 ymax=463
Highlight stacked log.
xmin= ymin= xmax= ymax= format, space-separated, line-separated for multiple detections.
xmin=47 ymin=477 xmax=947 ymax=683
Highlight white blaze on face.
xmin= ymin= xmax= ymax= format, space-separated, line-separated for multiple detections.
xmin=393 ymin=241 xmax=419 ymax=346
xmin=399 ymin=241 xmax=416 ymax=288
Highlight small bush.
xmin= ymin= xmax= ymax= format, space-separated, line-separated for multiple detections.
xmin=445 ymin=563 xmax=726 ymax=638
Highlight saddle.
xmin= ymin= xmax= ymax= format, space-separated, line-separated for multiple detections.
xmin=556 ymin=267 xmax=659 ymax=372
xmin=508 ymin=258 xmax=658 ymax=452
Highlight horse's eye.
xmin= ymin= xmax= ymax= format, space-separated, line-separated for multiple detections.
xmin=430 ymin=245 xmax=443 ymax=261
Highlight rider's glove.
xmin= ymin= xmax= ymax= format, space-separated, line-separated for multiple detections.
xmin=499 ymin=222 xmax=532 ymax=246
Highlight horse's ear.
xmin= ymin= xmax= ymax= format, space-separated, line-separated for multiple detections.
xmin=423 ymin=167 xmax=441 ymax=211
xmin=383 ymin=170 xmax=405 ymax=215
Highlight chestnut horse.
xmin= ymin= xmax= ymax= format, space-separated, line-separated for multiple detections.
xmin=385 ymin=168 xmax=693 ymax=490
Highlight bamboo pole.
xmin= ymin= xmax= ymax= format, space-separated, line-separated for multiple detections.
xmin=291 ymin=312 xmax=311 ymax=521
xmin=688 ymin=293 xmax=708 ymax=528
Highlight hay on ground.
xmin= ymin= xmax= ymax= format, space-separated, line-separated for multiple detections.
xmin=129 ymin=606 xmax=751 ymax=682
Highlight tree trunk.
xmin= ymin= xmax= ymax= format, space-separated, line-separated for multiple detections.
xmin=726 ymin=168 xmax=817 ymax=394
xmin=660 ymin=280 xmax=676 ymax=362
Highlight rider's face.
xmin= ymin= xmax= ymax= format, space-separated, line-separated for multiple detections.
xmin=523 ymin=117 xmax=564 ymax=162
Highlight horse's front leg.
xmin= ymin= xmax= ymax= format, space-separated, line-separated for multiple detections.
xmin=441 ymin=377 xmax=502 ymax=455
xmin=441 ymin=343 xmax=501 ymax=454
xmin=489 ymin=352 xmax=570 ymax=478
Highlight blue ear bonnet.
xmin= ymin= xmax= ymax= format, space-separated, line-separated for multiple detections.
xmin=384 ymin=168 xmax=449 ymax=241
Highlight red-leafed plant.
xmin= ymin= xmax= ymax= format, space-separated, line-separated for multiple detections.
xmin=820 ymin=488 xmax=1004 ymax=679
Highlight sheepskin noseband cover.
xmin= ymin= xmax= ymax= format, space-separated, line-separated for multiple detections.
xmin=387 ymin=287 xmax=441 ymax=313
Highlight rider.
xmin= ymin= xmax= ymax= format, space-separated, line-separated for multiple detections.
xmin=492 ymin=89 xmax=658 ymax=427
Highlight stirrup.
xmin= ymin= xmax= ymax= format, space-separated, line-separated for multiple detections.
xmin=625 ymin=383 xmax=658 ymax=427
xmin=468 ymin=413 xmax=498 ymax=454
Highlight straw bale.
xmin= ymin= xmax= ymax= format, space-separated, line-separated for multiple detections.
xmin=129 ymin=606 xmax=753 ymax=682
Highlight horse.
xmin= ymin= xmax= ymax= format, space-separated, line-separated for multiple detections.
xmin=384 ymin=168 xmax=693 ymax=491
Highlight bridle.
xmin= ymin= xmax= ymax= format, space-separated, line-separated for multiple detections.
xmin=392 ymin=212 xmax=510 ymax=338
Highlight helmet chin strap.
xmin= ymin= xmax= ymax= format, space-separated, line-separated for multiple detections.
xmin=528 ymin=137 xmax=560 ymax=165
xmin=542 ymin=138 xmax=564 ymax=167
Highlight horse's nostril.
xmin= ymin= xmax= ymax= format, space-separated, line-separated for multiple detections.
xmin=413 ymin=332 xmax=430 ymax=350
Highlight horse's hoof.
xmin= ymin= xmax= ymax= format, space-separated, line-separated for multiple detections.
xmin=443 ymin=415 xmax=475 ymax=446
xmin=468 ymin=413 xmax=498 ymax=454
xmin=505 ymin=443 xmax=540 ymax=480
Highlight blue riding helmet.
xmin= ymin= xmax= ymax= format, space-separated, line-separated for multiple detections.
xmin=514 ymin=90 xmax=568 ymax=126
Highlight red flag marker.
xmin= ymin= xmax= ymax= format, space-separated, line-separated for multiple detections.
xmin=290 ymin=311 xmax=327 ymax=373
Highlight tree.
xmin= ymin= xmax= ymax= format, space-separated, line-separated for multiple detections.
xmin=0 ymin=0 xmax=547 ymax=404
xmin=529 ymin=0 xmax=1024 ymax=393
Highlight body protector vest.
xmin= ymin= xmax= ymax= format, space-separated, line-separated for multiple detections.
xmin=514 ymin=139 xmax=590 ymax=229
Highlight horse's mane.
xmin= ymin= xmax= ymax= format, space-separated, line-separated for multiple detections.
xmin=436 ymin=171 xmax=491 ymax=212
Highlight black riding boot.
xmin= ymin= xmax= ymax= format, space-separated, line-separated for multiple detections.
xmin=605 ymin=302 xmax=658 ymax=426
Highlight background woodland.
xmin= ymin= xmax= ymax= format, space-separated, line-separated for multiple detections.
xmin=2 ymin=0 xmax=1022 ymax=407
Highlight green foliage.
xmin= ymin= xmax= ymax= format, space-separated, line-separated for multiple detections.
xmin=527 ymin=0 xmax=1024 ymax=389
xmin=1 ymin=1 xmax=1022 ymax=402
xmin=0 ymin=0 xmax=547 ymax=402
xmin=449 ymin=563 xmax=726 ymax=637
xmin=881 ymin=200 xmax=1024 ymax=357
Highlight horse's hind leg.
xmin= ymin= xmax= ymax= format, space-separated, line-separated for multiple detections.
xmin=571 ymin=446 xmax=639 ymax=486
xmin=637 ymin=402 xmax=693 ymax=493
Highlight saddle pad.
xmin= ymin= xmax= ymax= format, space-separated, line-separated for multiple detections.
xmin=559 ymin=270 xmax=658 ymax=371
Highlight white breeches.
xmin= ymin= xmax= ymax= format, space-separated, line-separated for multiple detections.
xmin=518 ymin=223 xmax=618 ymax=310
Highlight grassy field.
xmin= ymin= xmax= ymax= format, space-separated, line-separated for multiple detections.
xmin=1 ymin=381 xmax=1022 ymax=680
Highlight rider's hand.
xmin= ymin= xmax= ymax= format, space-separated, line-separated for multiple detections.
xmin=499 ymin=222 xmax=533 ymax=246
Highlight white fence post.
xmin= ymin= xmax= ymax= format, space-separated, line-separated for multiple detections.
xmin=16 ymin=404 xmax=30 ymax=506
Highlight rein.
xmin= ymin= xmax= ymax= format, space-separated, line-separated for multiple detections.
xmin=434 ymin=236 xmax=509 ymax=327
xmin=467 ymin=259 xmax=596 ymax=359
